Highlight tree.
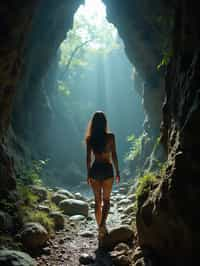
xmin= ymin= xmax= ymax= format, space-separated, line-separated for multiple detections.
xmin=59 ymin=1 xmax=119 ymax=83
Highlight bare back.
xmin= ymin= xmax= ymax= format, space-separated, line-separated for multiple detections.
xmin=87 ymin=132 xmax=119 ymax=178
xmin=90 ymin=133 xmax=114 ymax=163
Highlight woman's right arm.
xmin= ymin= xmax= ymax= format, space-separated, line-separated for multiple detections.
xmin=111 ymin=134 xmax=120 ymax=182
xmin=86 ymin=138 xmax=92 ymax=183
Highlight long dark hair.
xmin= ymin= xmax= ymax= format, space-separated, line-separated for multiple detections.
xmin=85 ymin=111 xmax=109 ymax=153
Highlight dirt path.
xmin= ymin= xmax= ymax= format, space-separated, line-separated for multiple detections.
xmin=36 ymin=201 xmax=124 ymax=266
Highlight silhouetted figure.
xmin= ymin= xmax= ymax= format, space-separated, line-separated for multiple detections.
xmin=85 ymin=111 xmax=120 ymax=241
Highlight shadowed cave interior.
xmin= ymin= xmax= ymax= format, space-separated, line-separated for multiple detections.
xmin=0 ymin=0 xmax=200 ymax=265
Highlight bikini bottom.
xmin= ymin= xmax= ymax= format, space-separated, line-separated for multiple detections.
xmin=89 ymin=161 xmax=114 ymax=181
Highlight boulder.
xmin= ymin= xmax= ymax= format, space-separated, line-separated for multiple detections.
xmin=51 ymin=193 xmax=68 ymax=205
xmin=127 ymin=193 xmax=136 ymax=202
xmin=37 ymin=205 xmax=50 ymax=213
xmin=112 ymin=254 xmax=130 ymax=266
xmin=101 ymin=226 xmax=134 ymax=250
xmin=124 ymin=205 xmax=134 ymax=215
xmin=49 ymin=212 xmax=65 ymax=230
xmin=69 ymin=215 xmax=86 ymax=221
xmin=117 ymin=199 xmax=131 ymax=207
xmin=133 ymin=247 xmax=154 ymax=265
xmin=20 ymin=223 xmax=49 ymax=250
xmin=74 ymin=192 xmax=86 ymax=201
xmin=59 ymin=199 xmax=89 ymax=217
xmin=114 ymin=243 xmax=130 ymax=252
xmin=30 ymin=186 xmax=47 ymax=201
xmin=0 ymin=250 xmax=36 ymax=266
xmin=79 ymin=253 xmax=94 ymax=265
xmin=121 ymin=218 xmax=132 ymax=226
xmin=111 ymin=243 xmax=131 ymax=266
xmin=57 ymin=189 xmax=75 ymax=199
xmin=115 ymin=195 xmax=126 ymax=201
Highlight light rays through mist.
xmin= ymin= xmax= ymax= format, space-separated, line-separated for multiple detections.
xmin=56 ymin=0 xmax=145 ymax=183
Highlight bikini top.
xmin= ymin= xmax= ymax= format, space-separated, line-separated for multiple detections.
xmin=91 ymin=134 xmax=112 ymax=154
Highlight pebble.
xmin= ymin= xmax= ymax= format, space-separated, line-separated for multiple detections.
xmin=86 ymin=216 xmax=93 ymax=221
xmin=59 ymin=238 xmax=65 ymax=244
xmin=43 ymin=247 xmax=51 ymax=255
xmin=79 ymin=231 xmax=94 ymax=238
xmin=64 ymin=236 xmax=72 ymax=241
xmin=69 ymin=215 xmax=86 ymax=221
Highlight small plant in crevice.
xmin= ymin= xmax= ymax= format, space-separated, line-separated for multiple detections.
xmin=125 ymin=134 xmax=143 ymax=162
xmin=136 ymin=172 xmax=157 ymax=201
xmin=124 ymin=132 xmax=152 ymax=178
xmin=135 ymin=160 xmax=166 ymax=206
xmin=157 ymin=48 xmax=173 ymax=70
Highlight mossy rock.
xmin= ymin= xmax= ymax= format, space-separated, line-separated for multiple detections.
xmin=0 ymin=249 xmax=36 ymax=265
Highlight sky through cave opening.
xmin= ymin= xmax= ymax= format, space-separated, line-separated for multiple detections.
xmin=54 ymin=0 xmax=145 ymax=188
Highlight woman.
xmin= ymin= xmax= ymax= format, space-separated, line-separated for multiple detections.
xmin=85 ymin=111 xmax=120 ymax=240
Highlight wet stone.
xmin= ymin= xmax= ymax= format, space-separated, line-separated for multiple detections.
xmin=79 ymin=253 xmax=94 ymax=265
xmin=79 ymin=231 xmax=95 ymax=238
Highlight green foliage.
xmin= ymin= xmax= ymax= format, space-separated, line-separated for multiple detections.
xmin=24 ymin=210 xmax=54 ymax=233
xmin=17 ymin=185 xmax=38 ymax=206
xmin=18 ymin=206 xmax=54 ymax=233
xmin=125 ymin=134 xmax=143 ymax=161
xmin=155 ymin=12 xmax=174 ymax=71
xmin=157 ymin=48 xmax=173 ymax=70
xmin=17 ymin=160 xmax=48 ymax=186
xmin=47 ymin=191 xmax=59 ymax=212
xmin=136 ymin=161 xmax=166 ymax=204
xmin=136 ymin=171 xmax=157 ymax=201
xmin=17 ymin=184 xmax=55 ymax=233
xmin=59 ymin=1 xmax=119 ymax=79
xmin=57 ymin=81 xmax=71 ymax=96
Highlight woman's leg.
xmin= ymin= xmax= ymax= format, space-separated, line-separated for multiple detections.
xmin=100 ymin=177 xmax=114 ymax=227
xmin=90 ymin=178 xmax=102 ymax=226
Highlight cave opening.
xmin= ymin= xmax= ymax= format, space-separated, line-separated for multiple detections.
xmin=9 ymin=0 xmax=166 ymax=196
xmin=10 ymin=0 xmax=146 ymax=192
xmin=49 ymin=0 xmax=145 ymax=190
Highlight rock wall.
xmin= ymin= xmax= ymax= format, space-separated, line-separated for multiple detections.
xmin=0 ymin=1 xmax=37 ymax=190
xmin=136 ymin=1 xmax=200 ymax=263
xmin=13 ymin=0 xmax=82 ymax=137
xmin=103 ymin=0 xmax=172 ymax=135
xmin=0 ymin=1 xmax=83 ymax=190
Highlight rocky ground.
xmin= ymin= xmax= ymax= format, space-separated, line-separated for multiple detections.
xmin=0 ymin=182 xmax=141 ymax=266
xmin=35 ymin=183 xmax=136 ymax=266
